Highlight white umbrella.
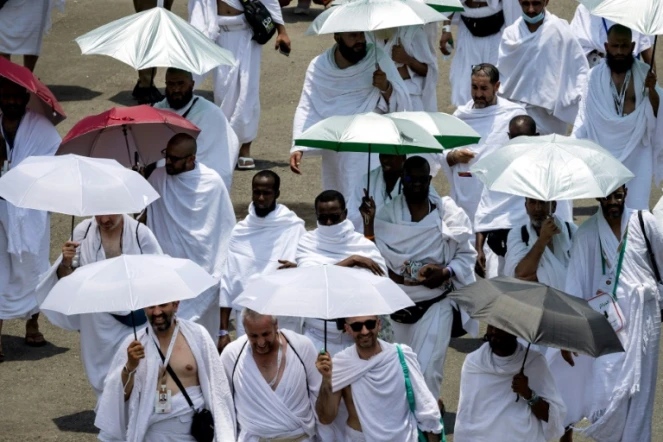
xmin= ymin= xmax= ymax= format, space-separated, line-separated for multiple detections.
xmin=40 ymin=255 xmax=217 ymax=337
xmin=75 ymin=6 xmax=235 ymax=75
xmin=386 ymin=111 xmax=481 ymax=149
xmin=469 ymin=134 xmax=634 ymax=201
xmin=233 ymin=265 xmax=414 ymax=347
xmin=653 ymin=194 xmax=663 ymax=227
xmin=579 ymin=0 xmax=663 ymax=36
xmin=306 ymin=0 xmax=448 ymax=36
xmin=332 ymin=0 xmax=464 ymax=13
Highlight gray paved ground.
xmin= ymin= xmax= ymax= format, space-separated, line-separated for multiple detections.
xmin=0 ymin=1 xmax=661 ymax=440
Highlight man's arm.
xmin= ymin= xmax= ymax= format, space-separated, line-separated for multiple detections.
xmin=475 ymin=232 xmax=486 ymax=275
xmin=514 ymin=219 xmax=559 ymax=281
xmin=122 ymin=341 xmax=145 ymax=401
xmin=315 ymin=353 xmax=343 ymax=425
xmin=512 ymin=372 xmax=550 ymax=422
xmin=218 ymin=308 xmax=232 ymax=353
xmin=392 ymin=43 xmax=428 ymax=77
xmin=337 ymin=255 xmax=385 ymax=276
xmin=645 ymin=70 xmax=660 ymax=117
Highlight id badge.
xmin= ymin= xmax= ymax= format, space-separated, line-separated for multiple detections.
xmin=155 ymin=385 xmax=172 ymax=414
xmin=588 ymin=290 xmax=625 ymax=332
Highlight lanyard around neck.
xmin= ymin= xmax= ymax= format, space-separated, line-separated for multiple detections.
xmin=600 ymin=229 xmax=628 ymax=298
xmin=150 ymin=321 xmax=180 ymax=373
xmin=610 ymin=69 xmax=632 ymax=117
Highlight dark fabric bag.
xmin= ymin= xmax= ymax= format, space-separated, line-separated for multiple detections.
xmin=450 ymin=304 xmax=467 ymax=338
xmin=486 ymin=228 xmax=511 ymax=257
xmin=240 ymin=0 xmax=276 ymax=45
xmin=460 ymin=11 xmax=505 ymax=37
xmin=391 ymin=286 xmax=453 ymax=324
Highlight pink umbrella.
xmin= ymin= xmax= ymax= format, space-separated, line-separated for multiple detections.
xmin=58 ymin=105 xmax=200 ymax=167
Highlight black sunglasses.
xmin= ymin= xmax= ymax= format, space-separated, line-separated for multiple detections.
xmin=317 ymin=213 xmax=343 ymax=224
xmin=161 ymin=148 xmax=190 ymax=163
xmin=348 ymin=319 xmax=377 ymax=332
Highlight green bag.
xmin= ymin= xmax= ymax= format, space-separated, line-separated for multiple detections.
xmin=396 ymin=345 xmax=447 ymax=442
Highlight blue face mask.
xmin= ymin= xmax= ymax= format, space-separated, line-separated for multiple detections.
xmin=522 ymin=11 xmax=545 ymax=24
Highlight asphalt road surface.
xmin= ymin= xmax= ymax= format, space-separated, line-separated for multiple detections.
xmin=0 ymin=1 xmax=661 ymax=441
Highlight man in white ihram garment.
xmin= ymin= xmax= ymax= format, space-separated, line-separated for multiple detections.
xmin=315 ymin=315 xmax=443 ymax=441
xmin=153 ymin=68 xmax=239 ymax=191
xmin=0 ymin=78 xmax=61 ymax=361
xmin=35 ymin=214 xmax=162 ymax=400
xmin=438 ymin=0 xmax=520 ymax=107
xmin=565 ymin=185 xmax=663 ymax=442
xmin=367 ymin=26 xmax=438 ymax=112
xmin=221 ymin=309 xmax=321 ymax=442
xmin=95 ymin=301 xmax=236 ymax=442
xmin=497 ymin=0 xmax=589 ymax=135
xmin=219 ymin=171 xmax=305 ymax=351
xmin=147 ymin=133 xmax=236 ymax=340
xmin=370 ymin=156 xmax=478 ymax=400
xmin=0 ymin=0 xmax=63 ymax=72
xmin=454 ymin=325 xmax=566 ymax=442
xmin=188 ymin=0 xmax=291 ymax=170
xmin=570 ymin=4 xmax=652 ymax=68
xmin=572 ymin=25 xmax=663 ymax=211
xmin=289 ymin=32 xmax=412 ymax=200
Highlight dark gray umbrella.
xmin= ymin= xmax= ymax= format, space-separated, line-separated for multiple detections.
xmin=449 ymin=276 xmax=624 ymax=357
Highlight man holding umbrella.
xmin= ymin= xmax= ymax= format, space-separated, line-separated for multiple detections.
xmin=0 ymin=77 xmax=60 ymax=360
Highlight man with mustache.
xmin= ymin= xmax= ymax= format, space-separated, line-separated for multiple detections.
xmin=95 ymin=301 xmax=235 ymax=441
xmin=573 ymin=24 xmax=663 ymax=210
xmin=0 ymin=78 xmax=60 ymax=362
xmin=497 ymin=0 xmax=588 ymax=135
xmin=565 ymin=186 xmax=663 ymax=441
xmin=290 ymin=32 xmax=411 ymax=200
xmin=454 ymin=325 xmax=566 ymax=441
xmin=316 ymin=315 xmax=443 ymax=441
xmin=154 ymin=68 xmax=239 ymax=190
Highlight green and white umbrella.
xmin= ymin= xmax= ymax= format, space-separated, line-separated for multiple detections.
xmin=331 ymin=0 xmax=463 ymax=13
xmin=387 ymin=111 xmax=481 ymax=149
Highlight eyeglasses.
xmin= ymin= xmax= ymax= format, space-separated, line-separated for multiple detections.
xmin=348 ymin=319 xmax=377 ymax=333
xmin=600 ymin=192 xmax=626 ymax=202
xmin=317 ymin=213 xmax=343 ymax=224
xmin=161 ymin=148 xmax=190 ymax=163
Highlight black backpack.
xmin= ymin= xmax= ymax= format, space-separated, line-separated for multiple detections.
xmin=240 ymin=0 xmax=276 ymax=45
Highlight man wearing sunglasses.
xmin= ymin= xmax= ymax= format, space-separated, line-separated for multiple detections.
xmin=565 ymin=185 xmax=663 ymax=441
xmin=146 ymin=133 xmax=236 ymax=341
xmin=371 ymin=156 xmax=477 ymax=400
xmin=316 ymin=315 xmax=443 ymax=441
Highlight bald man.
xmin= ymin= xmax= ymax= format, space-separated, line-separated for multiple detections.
xmin=146 ymin=133 xmax=236 ymax=339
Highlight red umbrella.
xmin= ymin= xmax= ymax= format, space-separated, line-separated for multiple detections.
xmin=58 ymin=105 xmax=201 ymax=168
xmin=0 ymin=57 xmax=66 ymax=126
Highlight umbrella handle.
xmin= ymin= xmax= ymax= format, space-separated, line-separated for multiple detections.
xmin=515 ymin=343 xmax=531 ymax=403
xmin=131 ymin=310 xmax=138 ymax=341
xmin=324 ymin=320 xmax=327 ymax=353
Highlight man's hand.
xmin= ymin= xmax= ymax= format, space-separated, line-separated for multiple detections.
xmin=290 ymin=151 xmax=303 ymax=174
xmin=447 ymin=148 xmax=475 ymax=166
xmin=391 ymin=41 xmax=412 ymax=65
xmin=217 ymin=335 xmax=232 ymax=354
xmin=645 ymin=69 xmax=658 ymax=90
xmin=126 ymin=340 xmax=145 ymax=372
xmin=61 ymin=241 xmax=80 ymax=267
xmin=561 ymin=350 xmax=577 ymax=367
xmin=511 ymin=372 xmax=531 ymax=398
xmin=316 ymin=351 xmax=333 ymax=380
xmin=425 ymin=432 xmax=442 ymax=442
xmin=278 ymin=259 xmax=297 ymax=269
xmin=539 ymin=217 xmax=561 ymax=244
xmin=417 ymin=264 xmax=450 ymax=289
xmin=439 ymin=31 xmax=453 ymax=55
xmin=274 ymin=27 xmax=291 ymax=53
xmin=373 ymin=67 xmax=390 ymax=92
xmin=476 ymin=247 xmax=486 ymax=276
xmin=359 ymin=189 xmax=376 ymax=226
xmin=345 ymin=255 xmax=385 ymax=276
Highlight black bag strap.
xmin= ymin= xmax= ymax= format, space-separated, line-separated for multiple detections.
xmin=565 ymin=222 xmax=572 ymax=240
xmin=147 ymin=327 xmax=196 ymax=411
xmin=638 ymin=210 xmax=662 ymax=283
xmin=280 ymin=332 xmax=310 ymax=394
xmin=181 ymin=97 xmax=199 ymax=120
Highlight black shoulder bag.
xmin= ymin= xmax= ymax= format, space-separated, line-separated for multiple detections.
xmin=149 ymin=329 xmax=215 ymax=442
xmin=240 ymin=0 xmax=276 ymax=45
xmin=637 ymin=210 xmax=663 ymax=321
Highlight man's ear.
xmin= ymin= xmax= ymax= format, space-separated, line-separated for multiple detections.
xmin=275 ymin=189 xmax=281 ymax=200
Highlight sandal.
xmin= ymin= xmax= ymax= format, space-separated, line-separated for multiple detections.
xmin=237 ymin=157 xmax=256 ymax=170
xmin=25 ymin=331 xmax=47 ymax=347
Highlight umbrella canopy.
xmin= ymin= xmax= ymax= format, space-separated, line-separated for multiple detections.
xmin=293 ymin=112 xmax=444 ymax=155
xmin=449 ymin=277 xmax=624 ymax=357
xmin=0 ymin=57 xmax=66 ymax=125
xmin=233 ymin=265 xmax=414 ymax=319
xmin=58 ymin=105 xmax=200 ymax=167
xmin=332 ymin=0 xmax=463 ymax=13
xmin=579 ymin=0 xmax=663 ymax=35
xmin=306 ymin=0 xmax=449 ymax=35
xmin=0 ymin=154 xmax=160 ymax=216
xmin=40 ymin=255 xmax=217 ymax=315
xmin=387 ymin=111 xmax=481 ymax=149
xmin=469 ymin=134 xmax=634 ymax=201
xmin=653 ymin=194 xmax=663 ymax=227
xmin=75 ymin=7 xmax=235 ymax=75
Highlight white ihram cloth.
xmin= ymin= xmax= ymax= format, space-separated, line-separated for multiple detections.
xmin=565 ymin=209 xmax=662 ymax=442
xmin=148 ymin=163 xmax=236 ymax=339
xmin=572 ymin=60 xmax=663 ymax=211
xmin=368 ymin=26 xmax=438 ymax=112
xmin=570 ymin=4 xmax=652 ymax=58
xmin=0 ymin=0 xmax=64 ymax=55
xmin=0 ymin=110 xmax=60 ymax=320
xmin=497 ymin=11 xmax=589 ymax=135
xmin=296 ymin=219 xmax=387 ymax=355
xmin=454 ymin=342 xmax=566 ymax=442
xmin=448 ymin=0 xmax=520 ymax=107
xmin=95 ymin=318 xmax=236 ymax=442
xmin=35 ymin=215 xmax=162 ymax=399
xmin=332 ymin=341 xmax=442 ymax=441
xmin=154 ymin=95 xmax=239 ymax=191
xmin=503 ymin=216 xmax=587 ymax=426
xmin=443 ymin=97 xmax=526 ymax=222
xmin=291 ymin=44 xmax=412 ymax=199
xmin=374 ymin=193 xmax=477 ymax=397
xmin=220 ymin=203 xmax=306 ymax=335
xmin=221 ymin=330 xmax=321 ymax=442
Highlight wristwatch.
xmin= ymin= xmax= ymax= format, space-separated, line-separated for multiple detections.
xmin=526 ymin=390 xmax=540 ymax=406
xmin=218 ymin=329 xmax=229 ymax=337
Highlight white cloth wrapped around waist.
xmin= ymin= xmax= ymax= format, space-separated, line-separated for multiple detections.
xmin=145 ymin=386 xmax=204 ymax=441
xmin=216 ymin=14 xmax=250 ymax=32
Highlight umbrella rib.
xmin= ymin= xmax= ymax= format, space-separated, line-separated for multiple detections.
xmin=324 ymin=265 xmax=330 ymax=319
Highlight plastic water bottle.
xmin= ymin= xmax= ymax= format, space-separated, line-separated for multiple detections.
xmin=442 ymin=39 xmax=454 ymax=62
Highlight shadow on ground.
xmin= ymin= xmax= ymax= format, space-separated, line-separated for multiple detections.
xmin=443 ymin=411 xmax=456 ymax=435
xmin=53 ymin=410 xmax=98 ymax=434
xmin=0 ymin=334 xmax=69 ymax=362
xmin=282 ymin=6 xmax=325 ymax=24
xmin=449 ymin=337 xmax=484 ymax=355
xmin=48 ymin=85 xmax=102 ymax=102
